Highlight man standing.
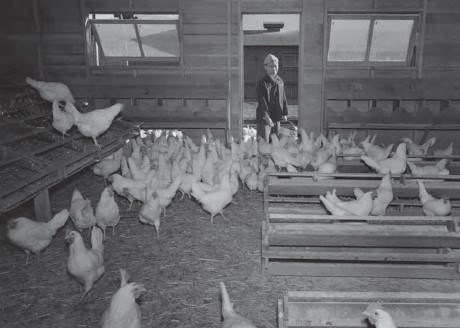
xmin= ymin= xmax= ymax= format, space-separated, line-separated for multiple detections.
xmin=256 ymin=53 xmax=288 ymax=141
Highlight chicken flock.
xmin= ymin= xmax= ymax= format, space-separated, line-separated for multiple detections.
xmin=5 ymin=77 xmax=458 ymax=327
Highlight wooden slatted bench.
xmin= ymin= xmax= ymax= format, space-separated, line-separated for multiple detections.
xmin=277 ymin=291 xmax=460 ymax=328
xmin=262 ymin=208 xmax=460 ymax=279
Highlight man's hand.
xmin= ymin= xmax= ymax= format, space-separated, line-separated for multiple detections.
xmin=282 ymin=116 xmax=288 ymax=122
xmin=264 ymin=116 xmax=274 ymax=127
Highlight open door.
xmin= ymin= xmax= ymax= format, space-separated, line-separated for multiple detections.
xmin=241 ymin=14 xmax=300 ymax=136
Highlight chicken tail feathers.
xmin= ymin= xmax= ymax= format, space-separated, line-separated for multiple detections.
xmin=91 ymin=226 xmax=104 ymax=253
xmin=25 ymin=76 xmax=39 ymax=88
xmin=220 ymin=281 xmax=234 ymax=319
xmin=417 ymin=179 xmax=433 ymax=204
xmin=361 ymin=155 xmax=381 ymax=172
xmin=47 ymin=209 xmax=70 ymax=233
xmin=119 ymin=268 xmax=129 ymax=287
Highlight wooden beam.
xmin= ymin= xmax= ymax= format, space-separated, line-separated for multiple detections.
xmin=34 ymin=189 xmax=51 ymax=222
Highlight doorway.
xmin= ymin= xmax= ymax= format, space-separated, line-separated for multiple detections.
xmin=242 ymin=14 xmax=300 ymax=128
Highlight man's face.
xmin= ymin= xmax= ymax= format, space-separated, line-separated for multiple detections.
xmin=265 ymin=62 xmax=278 ymax=76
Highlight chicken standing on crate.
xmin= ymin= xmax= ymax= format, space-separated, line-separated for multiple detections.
xmin=51 ymin=99 xmax=75 ymax=138
xmin=319 ymin=189 xmax=374 ymax=216
xmin=417 ymin=179 xmax=451 ymax=216
xmin=66 ymin=226 xmax=105 ymax=303
xmin=25 ymin=76 xmax=75 ymax=104
xmin=64 ymin=101 xmax=123 ymax=147
xmin=361 ymin=142 xmax=407 ymax=174
xmin=101 ymin=269 xmax=146 ymax=328
xmin=363 ymin=302 xmax=396 ymax=328
xmin=7 ymin=209 xmax=69 ymax=265
xmin=220 ymin=282 xmax=257 ymax=328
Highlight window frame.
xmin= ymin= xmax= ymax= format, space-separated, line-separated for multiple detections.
xmin=326 ymin=13 xmax=420 ymax=68
xmin=86 ymin=14 xmax=182 ymax=68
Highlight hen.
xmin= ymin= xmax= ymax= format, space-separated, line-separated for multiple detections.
xmin=93 ymin=148 xmax=124 ymax=180
xmin=361 ymin=143 xmax=407 ymax=174
xmin=101 ymin=269 xmax=146 ymax=328
xmin=354 ymin=174 xmax=393 ymax=216
xmin=433 ymin=141 xmax=454 ymax=156
xmin=66 ymin=226 xmax=105 ymax=302
xmin=407 ymin=159 xmax=449 ymax=176
xmin=417 ymin=179 xmax=451 ymax=216
xmin=64 ymin=102 xmax=123 ymax=147
xmin=320 ymin=189 xmax=373 ymax=216
xmin=7 ymin=209 xmax=69 ymax=264
xmin=95 ymin=186 xmax=120 ymax=238
xmin=401 ymin=136 xmax=436 ymax=156
xmin=361 ymin=142 xmax=393 ymax=161
xmin=191 ymin=173 xmax=233 ymax=222
xmin=363 ymin=303 xmax=396 ymax=328
xmin=51 ymin=99 xmax=74 ymax=137
xmin=138 ymin=191 xmax=162 ymax=236
xmin=220 ymin=282 xmax=256 ymax=328
xmin=69 ymin=188 xmax=96 ymax=232
xmin=270 ymin=134 xmax=300 ymax=169
xmin=25 ymin=76 xmax=75 ymax=103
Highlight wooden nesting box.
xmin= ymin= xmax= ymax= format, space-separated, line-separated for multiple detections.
xmin=278 ymin=291 xmax=460 ymax=328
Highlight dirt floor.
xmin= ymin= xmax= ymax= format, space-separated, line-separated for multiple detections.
xmin=2 ymin=168 xmax=460 ymax=328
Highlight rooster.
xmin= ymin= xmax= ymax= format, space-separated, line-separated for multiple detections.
xmin=363 ymin=302 xmax=396 ymax=328
xmin=25 ymin=76 xmax=75 ymax=103
xmin=361 ymin=143 xmax=407 ymax=174
xmin=7 ymin=209 xmax=69 ymax=264
xmin=101 ymin=269 xmax=146 ymax=328
xmin=220 ymin=282 xmax=256 ymax=328
xmin=66 ymin=226 xmax=105 ymax=303
xmin=64 ymin=102 xmax=123 ymax=147
xmin=417 ymin=179 xmax=451 ymax=216
xmin=51 ymin=99 xmax=74 ymax=137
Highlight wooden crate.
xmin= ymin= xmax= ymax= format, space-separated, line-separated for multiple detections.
xmin=265 ymin=172 xmax=460 ymax=211
xmin=262 ymin=207 xmax=460 ymax=279
xmin=278 ymin=291 xmax=460 ymax=328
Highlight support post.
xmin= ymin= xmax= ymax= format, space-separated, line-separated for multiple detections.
xmin=34 ymin=189 xmax=51 ymax=222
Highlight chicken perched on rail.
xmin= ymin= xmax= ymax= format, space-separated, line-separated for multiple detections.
xmin=7 ymin=209 xmax=69 ymax=265
xmin=407 ymin=158 xmax=449 ymax=176
xmin=363 ymin=302 xmax=396 ymax=328
xmin=354 ymin=174 xmax=393 ymax=216
xmin=64 ymin=102 xmax=123 ymax=147
xmin=69 ymin=188 xmax=96 ymax=232
xmin=25 ymin=76 xmax=75 ymax=103
xmin=361 ymin=142 xmax=394 ymax=161
xmin=95 ymin=186 xmax=120 ymax=238
xmin=66 ymin=226 xmax=105 ymax=302
xmin=401 ymin=136 xmax=436 ymax=156
xmin=432 ymin=141 xmax=454 ymax=156
xmin=192 ymin=173 xmax=233 ymax=222
xmin=93 ymin=148 xmax=124 ymax=180
xmin=361 ymin=143 xmax=407 ymax=174
xmin=51 ymin=99 xmax=74 ymax=137
xmin=417 ymin=179 xmax=451 ymax=216
xmin=101 ymin=269 xmax=146 ymax=328
xmin=320 ymin=189 xmax=373 ymax=216
xmin=220 ymin=282 xmax=256 ymax=328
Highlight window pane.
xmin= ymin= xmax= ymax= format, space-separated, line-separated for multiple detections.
xmin=369 ymin=20 xmax=413 ymax=61
xmin=328 ymin=19 xmax=370 ymax=61
xmin=95 ymin=23 xmax=141 ymax=57
xmin=138 ymin=24 xmax=180 ymax=57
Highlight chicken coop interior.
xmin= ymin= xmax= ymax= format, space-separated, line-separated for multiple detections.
xmin=3 ymin=0 xmax=460 ymax=327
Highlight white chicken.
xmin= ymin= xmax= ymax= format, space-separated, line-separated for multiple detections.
xmin=101 ymin=269 xmax=146 ymax=328
xmin=270 ymin=134 xmax=300 ymax=169
xmin=69 ymin=188 xmax=96 ymax=232
xmin=407 ymin=159 xmax=449 ymax=176
xmin=417 ymin=179 xmax=451 ymax=216
xmin=95 ymin=186 xmax=120 ymax=238
xmin=64 ymin=102 xmax=123 ymax=147
xmin=191 ymin=173 xmax=233 ymax=222
xmin=354 ymin=174 xmax=393 ymax=216
xmin=7 ymin=209 xmax=69 ymax=264
xmin=51 ymin=99 xmax=74 ymax=137
xmin=361 ymin=143 xmax=407 ymax=174
xmin=138 ymin=191 xmax=162 ymax=235
xmin=401 ymin=136 xmax=436 ymax=156
xmin=363 ymin=303 xmax=396 ymax=328
xmin=220 ymin=282 xmax=256 ymax=328
xmin=25 ymin=76 xmax=75 ymax=103
xmin=361 ymin=142 xmax=393 ymax=161
xmin=66 ymin=226 xmax=105 ymax=302
xmin=320 ymin=190 xmax=373 ymax=216
xmin=93 ymin=148 xmax=124 ymax=180
xmin=432 ymin=141 xmax=454 ymax=156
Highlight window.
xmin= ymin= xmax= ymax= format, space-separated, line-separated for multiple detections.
xmin=327 ymin=14 xmax=418 ymax=65
xmin=86 ymin=14 xmax=180 ymax=67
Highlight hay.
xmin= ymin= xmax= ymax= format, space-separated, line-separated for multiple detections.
xmin=2 ymin=169 xmax=460 ymax=328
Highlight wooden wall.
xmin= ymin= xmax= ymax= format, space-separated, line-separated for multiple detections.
xmin=1 ymin=0 xmax=460 ymax=142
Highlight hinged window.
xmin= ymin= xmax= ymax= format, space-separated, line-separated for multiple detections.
xmin=86 ymin=14 xmax=181 ymax=67
xmin=327 ymin=14 xmax=419 ymax=66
